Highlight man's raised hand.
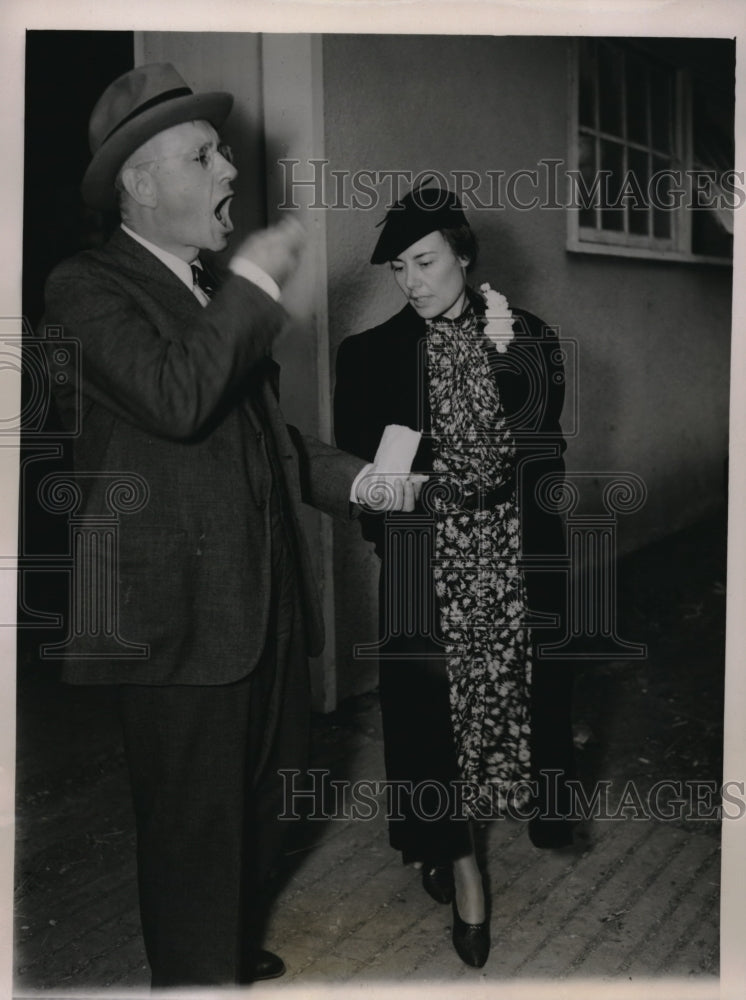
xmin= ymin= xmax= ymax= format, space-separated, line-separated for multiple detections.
xmin=234 ymin=216 xmax=306 ymax=288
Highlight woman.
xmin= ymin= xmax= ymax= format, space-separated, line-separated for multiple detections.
xmin=334 ymin=185 xmax=575 ymax=968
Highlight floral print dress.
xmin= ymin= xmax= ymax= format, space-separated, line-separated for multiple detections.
xmin=426 ymin=307 xmax=532 ymax=811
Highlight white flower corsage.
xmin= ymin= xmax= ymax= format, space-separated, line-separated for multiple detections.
xmin=480 ymin=282 xmax=515 ymax=353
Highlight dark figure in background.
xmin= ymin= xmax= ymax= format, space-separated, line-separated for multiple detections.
xmin=334 ymin=185 xmax=575 ymax=969
xmin=38 ymin=63 xmax=419 ymax=988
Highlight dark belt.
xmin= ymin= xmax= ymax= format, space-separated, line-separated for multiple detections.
xmin=419 ymin=474 xmax=515 ymax=512
xmin=458 ymin=476 xmax=515 ymax=510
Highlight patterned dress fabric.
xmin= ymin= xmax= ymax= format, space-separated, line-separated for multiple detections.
xmin=426 ymin=306 xmax=532 ymax=811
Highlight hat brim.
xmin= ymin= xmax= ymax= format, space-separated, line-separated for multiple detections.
xmin=81 ymin=91 xmax=234 ymax=211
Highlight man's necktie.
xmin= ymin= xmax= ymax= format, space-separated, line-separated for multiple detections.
xmin=191 ymin=263 xmax=216 ymax=299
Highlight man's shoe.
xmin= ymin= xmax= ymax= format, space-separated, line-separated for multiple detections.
xmin=451 ymin=899 xmax=490 ymax=968
xmin=422 ymin=863 xmax=454 ymax=904
xmin=250 ymin=949 xmax=286 ymax=981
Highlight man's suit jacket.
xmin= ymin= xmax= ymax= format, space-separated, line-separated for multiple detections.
xmin=41 ymin=227 xmax=363 ymax=686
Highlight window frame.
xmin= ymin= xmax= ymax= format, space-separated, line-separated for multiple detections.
xmin=566 ymin=38 xmax=732 ymax=267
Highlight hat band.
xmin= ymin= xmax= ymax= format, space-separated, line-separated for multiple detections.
xmin=101 ymin=85 xmax=193 ymax=146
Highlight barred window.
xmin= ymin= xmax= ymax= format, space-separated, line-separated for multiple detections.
xmin=567 ymin=38 xmax=734 ymax=264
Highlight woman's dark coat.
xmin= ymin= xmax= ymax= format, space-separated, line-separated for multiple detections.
xmin=334 ymin=288 xmax=576 ymax=846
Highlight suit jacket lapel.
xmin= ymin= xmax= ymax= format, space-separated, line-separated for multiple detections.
xmin=105 ymin=228 xmax=205 ymax=317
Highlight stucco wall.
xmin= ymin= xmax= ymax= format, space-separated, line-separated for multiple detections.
xmin=322 ymin=34 xmax=732 ymax=699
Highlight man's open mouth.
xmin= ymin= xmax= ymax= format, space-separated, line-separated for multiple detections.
xmin=214 ymin=195 xmax=234 ymax=230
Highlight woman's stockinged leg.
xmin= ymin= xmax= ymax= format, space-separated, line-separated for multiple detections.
xmin=451 ymin=830 xmax=490 ymax=969
xmin=452 ymin=848 xmax=486 ymax=924
xmin=450 ymin=825 xmax=490 ymax=968
xmin=452 ymin=824 xmax=485 ymax=924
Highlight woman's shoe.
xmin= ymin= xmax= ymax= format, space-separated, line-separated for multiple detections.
xmin=245 ymin=949 xmax=286 ymax=982
xmin=422 ymin=863 xmax=454 ymax=904
xmin=451 ymin=899 xmax=490 ymax=968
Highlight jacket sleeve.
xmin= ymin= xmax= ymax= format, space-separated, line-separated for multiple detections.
xmin=42 ymin=257 xmax=287 ymax=441
xmin=499 ymin=310 xmax=568 ymax=559
xmin=333 ymin=334 xmax=383 ymax=463
xmin=496 ymin=309 xmax=567 ymax=451
xmin=287 ymin=426 xmax=366 ymax=521
xmin=333 ymin=333 xmax=390 ymax=551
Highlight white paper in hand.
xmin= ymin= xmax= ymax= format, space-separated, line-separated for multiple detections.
xmin=373 ymin=424 xmax=422 ymax=473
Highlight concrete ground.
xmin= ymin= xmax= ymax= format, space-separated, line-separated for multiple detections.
xmin=13 ymin=514 xmax=726 ymax=996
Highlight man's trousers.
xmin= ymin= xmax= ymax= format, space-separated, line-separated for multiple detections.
xmin=117 ymin=506 xmax=309 ymax=987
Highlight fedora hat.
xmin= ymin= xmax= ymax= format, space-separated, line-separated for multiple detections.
xmin=81 ymin=62 xmax=233 ymax=211
xmin=370 ymin=182 xmax=469 ymax=264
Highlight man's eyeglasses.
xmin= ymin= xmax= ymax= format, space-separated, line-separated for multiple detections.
xmin=192 ymin=142 xmax=234 ymax=170
xmin=132 ymin=142 xmax=234 ymax=171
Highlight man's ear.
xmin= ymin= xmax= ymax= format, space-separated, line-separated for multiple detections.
xmin=120 ymin=166 xmax=158 ymax=209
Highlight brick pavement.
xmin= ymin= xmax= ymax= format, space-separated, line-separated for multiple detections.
xmin=13 ymin=686 xmax=722 ymax=994
xmin=260 ymin=722 xmax=721 ymax=986
xmin=13 ymin=516 xmax=727 ymax=995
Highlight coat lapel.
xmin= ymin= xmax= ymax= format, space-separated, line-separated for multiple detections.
xmin=104 ymin=228 xmax=207 ymax=319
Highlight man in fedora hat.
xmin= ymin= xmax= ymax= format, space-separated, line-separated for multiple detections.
xmin=40 ymin=62 xmax=421 ymax=988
